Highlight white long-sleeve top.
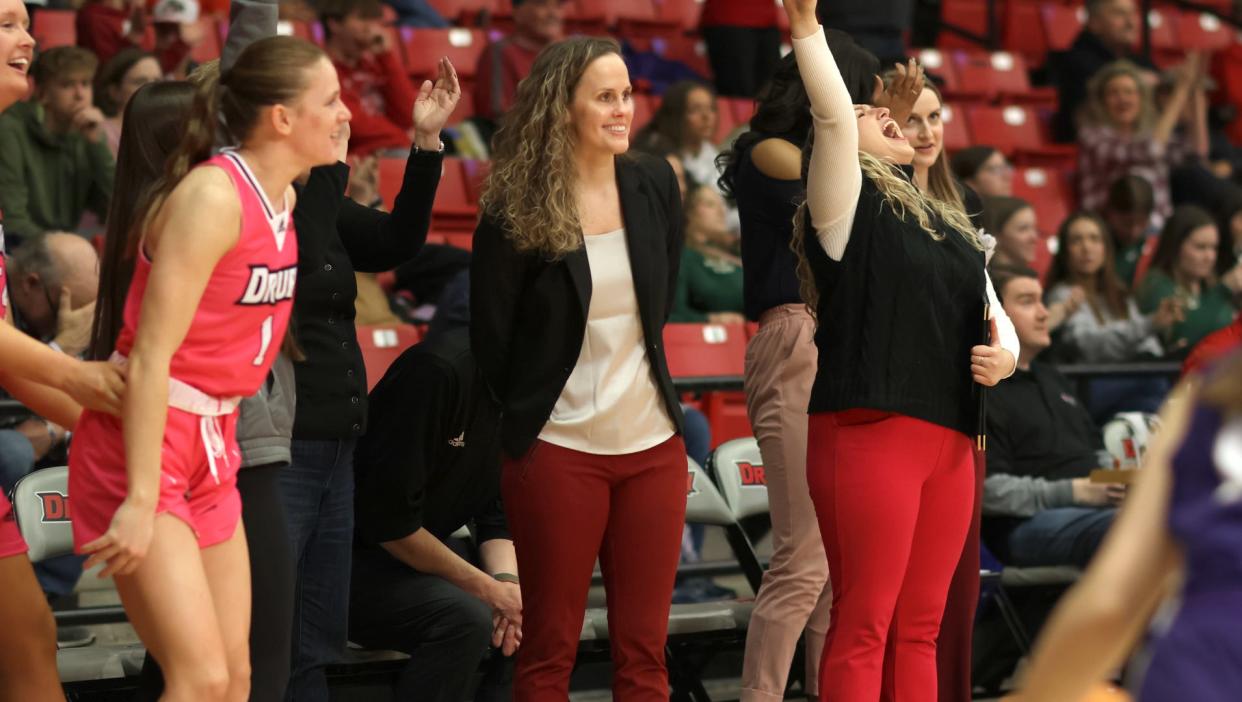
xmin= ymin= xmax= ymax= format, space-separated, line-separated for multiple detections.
xmin=792 ymin=26 xmax=1020 ymax=374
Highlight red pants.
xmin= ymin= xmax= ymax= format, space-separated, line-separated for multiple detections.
xmin=807 ymin=411 xmax=974 ymax=702
xmin=502 ymin=436 xmax=687 ymax=701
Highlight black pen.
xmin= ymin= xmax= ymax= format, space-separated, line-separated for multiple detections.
xmin=977 ymin=301 xmax=989 ymax=452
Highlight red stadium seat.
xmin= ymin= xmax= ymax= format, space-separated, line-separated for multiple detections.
xmin=941 ymin=102 xmax=972 ymax=153
xmin=1041 ymin=4 xmax=1086 ymax=53
xmin=31 ymin=9 xmax=75 ymax=49
xmin=1012 ymin=166 xmax=1073 ymax=236
xmin=357 ymin=324 xmax=422 ymax=391
xmin=917 ymin=48 xmax=960 ymax=94
xmin=1146 ymin=7 xmax=1181 ymax=51
xmin=725 ymin=96 xmax=754 ymax=127
xmin=632 ymin=92 xmax=656 ymax=132
xmin=425 ymin=0 xmax=488 ymax=24
xmin=713 ymin=99 xmax=739 ymax=144
xmin=937 ymin=0 xmax=988 ymax=51
xmin=1002 ymin=1 xmax=1048 ymax=69
xmin=650 ymin=35 xmax=711 ymax=80
xmin=654 ymin=0 xmax=703 ymax=33
xmin=460 ymin=158 xmax=490 ymax=202
xmin=1176 ymin=9 xmax=1234 ymax=51
xmin=431 ymin=157 xmax=478 ymax=231
xmin=444 ymin=232 xmax=474 ymax=250
xmin=663 ymin=322 xmax=746 ymax=378
xmin=276 ymin=19 xmax=316 ymax=43
xmin=965 ymin=104 xmax=1076 ymax=166
xmin=949 ymin=50 xmax=1056 ymax=105
xmin=401 ymin=27 xmax=488 ymax=82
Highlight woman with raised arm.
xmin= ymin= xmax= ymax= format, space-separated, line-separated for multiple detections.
xmin=0 ymin=1 xmax=125 ymax=698
xmin=782 ymin=0 xmax=1020 ymax=698
xmin=68 ymin=36 xmax=350 ymax=701
xmin=471 ymin=36 xmax=687 ymax=701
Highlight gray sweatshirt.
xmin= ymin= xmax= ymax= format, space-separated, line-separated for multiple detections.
xmin=227 ymin=0 xmax=293 ymax=469
xmin=1046 ymin=283 xmax=1163 ymax=362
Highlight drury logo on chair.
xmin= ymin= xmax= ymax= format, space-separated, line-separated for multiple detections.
xmin=737 ymin=461 xmax=766 ymax=487
xmin=37 ymin=491 xmax=70 ymax=523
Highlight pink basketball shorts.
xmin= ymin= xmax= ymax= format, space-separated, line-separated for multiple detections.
xmin=0 ymin=492 xmax=28 ymax=559
xmin=69 ymin=407 xmax=243 ymax=551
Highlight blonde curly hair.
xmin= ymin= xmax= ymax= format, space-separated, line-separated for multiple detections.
xmin=1082 ymin=60 xmax=1156 ymax=132
xmin=791 ymin=139 xmax=982 ymax=317
xmin=480 ymin=37 xmax=622 ymax=258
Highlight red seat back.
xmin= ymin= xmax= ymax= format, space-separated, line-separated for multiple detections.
xmin=1041 ymin=4 xmax=1086 ymax=53
xmin=401 ymin=27 xmax=488 ymax=82
xmin=357 ymin=324 xmax=422 ymax=391
xmin=31 ymin=9 xmax=75 ymax=49
xmin=663 ymin=323 xmax=746 ymax=378
xmin=1012 ymin=166 xmax=1073 ymax=237
xmin=965 ymin=104 xmax=1045 ymax=155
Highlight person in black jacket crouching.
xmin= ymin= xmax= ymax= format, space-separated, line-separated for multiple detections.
xmin=349 ymin=325 xmax=517 ymax=702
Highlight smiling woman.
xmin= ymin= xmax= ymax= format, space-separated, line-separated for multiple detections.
xmin=473 ymin=35 xmax=689 ymax=701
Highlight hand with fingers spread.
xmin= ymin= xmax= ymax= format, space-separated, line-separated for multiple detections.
xmin=81 ymin=497 xmax=155 ymax=578
xmin=880 ymin=58 xmax=926 ymax=124
xmin=971 ymin=316 xmax=1015 ymax=387
xmin=411 ymin=57 xmax=461 ymax=150
xmin=61 ymin=358 xmax=126 ymax=416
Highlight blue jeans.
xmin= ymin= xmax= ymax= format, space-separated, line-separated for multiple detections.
xmin=0 ymin=429 xmax=83 ymax=598
xmin=281 ymin=438 xmax=356 ymax=702
xmin=1007 ymin=507 xmax=1116 ymax=569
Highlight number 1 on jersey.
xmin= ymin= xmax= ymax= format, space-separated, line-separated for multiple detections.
xmin=253 ymin=315 xmax=273 ymax=366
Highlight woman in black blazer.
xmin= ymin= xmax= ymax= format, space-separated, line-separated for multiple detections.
xmin=470 ymin=36 xmax=687 ymax=702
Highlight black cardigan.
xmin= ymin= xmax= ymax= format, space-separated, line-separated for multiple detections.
xmin=290 ymin=150 xmax=441 ymax=439
xmin=470 ymin=152 xmax=687 ymax=458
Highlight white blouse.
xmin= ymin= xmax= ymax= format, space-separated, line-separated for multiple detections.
xmin=538 ymin=229 xmax=676 ymax=455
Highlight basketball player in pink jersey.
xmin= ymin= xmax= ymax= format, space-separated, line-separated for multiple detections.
xmin=69 ymin=36 xmax=350 ymax=701
xmin=0 ymin=1 xmax=125 ymax=698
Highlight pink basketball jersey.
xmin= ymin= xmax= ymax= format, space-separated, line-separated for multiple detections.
xmin=115 ymin=151 xmax=298 ymax=398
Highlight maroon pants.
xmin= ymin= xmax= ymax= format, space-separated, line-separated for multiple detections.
xmin=502 ymin=436 xmax=687 ymax=701
xmin=807 ymin=411 xmax=974 ymax=702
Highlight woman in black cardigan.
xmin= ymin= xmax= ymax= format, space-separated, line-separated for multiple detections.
xmin=470 ymin=37 xmax=687 ymax=702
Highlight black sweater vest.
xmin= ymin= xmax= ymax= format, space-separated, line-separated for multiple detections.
xmin=806 ymin=172 xmax=985 ymax=438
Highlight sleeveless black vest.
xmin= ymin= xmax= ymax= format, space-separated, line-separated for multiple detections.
xmin=806 ymin=169 xmax=986 ymax=438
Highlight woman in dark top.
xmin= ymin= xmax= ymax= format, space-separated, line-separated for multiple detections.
xmin=716 ymin=35 xmax=879 ymax=701
xmin=279 ymin=60 xmax=460 ymax=700
xmin=784 ymin=0 xmax=1020 ymax=698
xmin=471 ymin=37 xmax=686 ymax=701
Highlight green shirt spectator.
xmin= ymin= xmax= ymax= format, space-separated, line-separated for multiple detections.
xmin=1136 ymin=270 xmax=1235 ymax=357
xmin=0 ymin=47 xmax=115 ymax=242
xmin=1135 ymin=205 xmax=1240 ymax=358
xmin=670 ymin=184 xmax=744 ymax=323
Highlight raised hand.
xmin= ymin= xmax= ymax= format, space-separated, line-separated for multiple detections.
xmin=412 ymin=57 xmax=461 ymax=150
xmin=879 ymin=58 xmax=926 ymax=125
xmin=781 ymin=0 xmax=819 ymax=39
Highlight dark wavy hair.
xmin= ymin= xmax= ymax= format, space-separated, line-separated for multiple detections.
xmin=717 ymin=29 xmax=879 ymax=200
